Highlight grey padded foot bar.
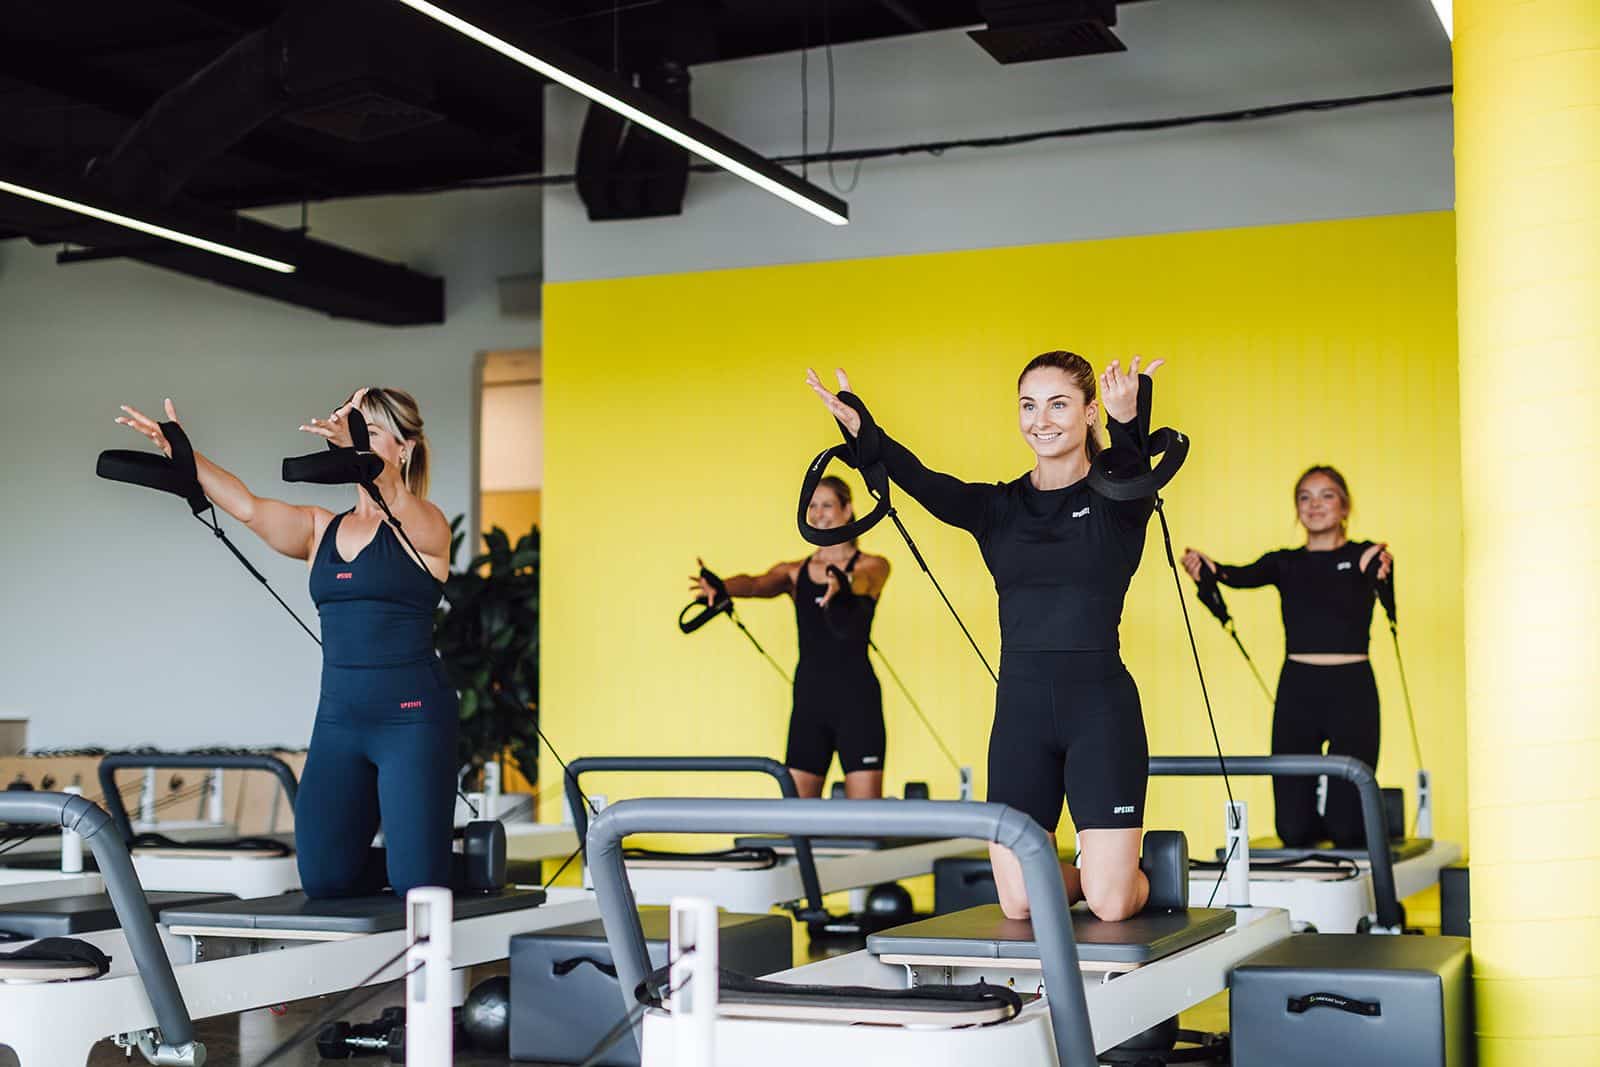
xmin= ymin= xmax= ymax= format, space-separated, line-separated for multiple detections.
xmin=0 ymin=891 xmax=232 ymax=939
xmin=587 ymin=797 xmax=1098 ymax=1067
xmin=159 ymin=886 xmax=545 ymax=933
xmin=867 ymin=903 xmax=1236 ymax=965
xmin=566 ymin=756 xmax=826 ymax=915
xmin=1233 ymin=837 xmax=1433 ymax=864
xmin=732 ymin=835 xmax=935 ymax=853
xmin=1148 ymin=755 xmax=1402 ymax=929
xmin=0 ymin=792 xmax=200 ymax=1063
xmin=99 ymin=752 xmax=300 ymax=844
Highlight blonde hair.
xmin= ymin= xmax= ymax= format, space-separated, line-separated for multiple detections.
xmin=354 ymin=386 xmax=431 ymax=499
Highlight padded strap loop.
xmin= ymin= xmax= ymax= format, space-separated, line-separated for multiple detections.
xmin=96 ymin=421 xmax=209 ymax=515
xmin=1195 ymin=565 xmax=1231 ymax=626
xmin=798 ymin=445 xmax=892 ymax=546
xmin=679 ymin=565 xmax=733 ymax=634
xmin=1087 ymin=425 xmax=1190 ymax=501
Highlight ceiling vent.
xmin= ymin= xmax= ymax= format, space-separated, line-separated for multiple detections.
xmin=969 ymin=0 xmax=1126 ymax=64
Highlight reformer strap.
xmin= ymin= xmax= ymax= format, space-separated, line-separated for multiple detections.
xmin=1363 ymin=552 xmax=1424 ymax=785
xmin=1086 ymin=378 xmax=1189 ymax=501
xmin=634 ymin=963 xmax=1024 ymax=1022
xmin=1195 ymin=566 xmax=1273 ymax=704
xmin=621 ymin=845 xmax=780 ymax=869
xmin=96 ymin=420 xmax=209 ymax=515
xmin=281 ymin=409 xmax=437 ymax=584
xmin=798 ymin=446 xmax=893 ymax=546
xmin=678 ymin=565 xmax=734 ymax=633
xmin=131 ymin=831 xmax=293 ymax=857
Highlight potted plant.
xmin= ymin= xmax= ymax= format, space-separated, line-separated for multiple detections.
xmin=434 ymin=517 xmax=541 ymax=798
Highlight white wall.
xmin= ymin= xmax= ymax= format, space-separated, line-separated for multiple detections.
xmin=545 ymin=0 xmax=1454 ymax=281
xmin=0 ymin=184 xmax=539 ymax=749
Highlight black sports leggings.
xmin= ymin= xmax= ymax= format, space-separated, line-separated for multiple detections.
xmin=1271 ymin=659 xmax=1380 ymax=848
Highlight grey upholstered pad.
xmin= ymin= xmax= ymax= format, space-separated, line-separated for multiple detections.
xmin=866 ymin=904 xmax=1236 ymax=964
xmin=1223 ymin=837 xmax=1433 ymax=863
xmin=159 ymin=886 xmax=546 ymax=933
xmin=0 ymin=891 xmax=232 ymax=938
xmin=732 ymin=835 xmax=933 ymax=852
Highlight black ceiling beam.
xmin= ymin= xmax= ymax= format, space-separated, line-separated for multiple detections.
xmin=0 ymin=161 xmax=443 ymax=325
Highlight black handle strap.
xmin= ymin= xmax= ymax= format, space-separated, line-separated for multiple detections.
xmin=1195 ymin=565 xmax=1231 ymax=626
xmin=679 ymin=565 xmax=733 ymax=633
xmin=1287 ymin=992 xmax=1381 ymax=1017
xmin=553 ymin=956 xmax=619 ymax=979
xmin=1087 ymin=425 xmax=1190 ymax=501
xmin=798 ymin=444 xmax=892 ymax=546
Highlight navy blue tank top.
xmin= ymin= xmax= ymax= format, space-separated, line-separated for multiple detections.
xmin=793 ymin=552 xmax=875 ymax=672
xmin=310 ymin=511 xmax=445 ymax=702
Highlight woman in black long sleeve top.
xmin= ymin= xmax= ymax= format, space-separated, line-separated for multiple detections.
xmin=1182 ymin=467 xmax=1393 ymax=848
xmin=807 ymin=351 xmax=1165 ymax=923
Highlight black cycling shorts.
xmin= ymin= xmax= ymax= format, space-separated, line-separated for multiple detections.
xmin=785 ymin=666 xmax=886 ymax=776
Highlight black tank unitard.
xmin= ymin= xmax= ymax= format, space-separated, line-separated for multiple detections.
xmin=785 ymin=552 xmax=886 ymax=776
xmin=1215 ymin=542 xmax=1386 ymax=847
xmin=875 ymin=386 xmax=1158 ymax=832
xmin=297 ymin=510 xmax=458 ymax=898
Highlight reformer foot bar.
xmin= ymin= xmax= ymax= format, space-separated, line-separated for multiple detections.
xmin=565 ymin=757 xmax=983 ymax=916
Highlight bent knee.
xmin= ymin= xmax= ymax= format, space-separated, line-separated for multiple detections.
xmin=1082 ymin=881 xmax=1142 ymax=923
xmin=994 ymin=880 xmax=1032 ymax=921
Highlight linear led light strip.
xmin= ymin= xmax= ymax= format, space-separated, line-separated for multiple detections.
xmin=391 ymin=0 xmax=849 ymax=226
xmin=0 ymin=180 xmax=296 ymax=273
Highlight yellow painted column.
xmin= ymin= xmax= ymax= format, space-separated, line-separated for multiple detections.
xmin=1455 ymin=1 xmax=1600 ymax=1061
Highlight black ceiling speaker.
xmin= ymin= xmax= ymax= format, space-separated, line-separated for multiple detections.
xmin=576 ymin=58 xmax=692 ymax=222
xmin=969 ymin=0 xmax=1127 ymax=64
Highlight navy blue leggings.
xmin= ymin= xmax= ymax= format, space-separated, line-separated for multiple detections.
xmin=296 ymin=680 xmax=459 ymax=899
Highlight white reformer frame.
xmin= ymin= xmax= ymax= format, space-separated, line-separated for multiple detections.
xmin=0 ymin=792 xmax=600 ymax=1067
xmin=587 ymin=797 xmax=1298 ymax=1067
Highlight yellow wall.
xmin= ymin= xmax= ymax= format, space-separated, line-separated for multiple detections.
xmin=540 ymin=212 xmax=1465 ymax=860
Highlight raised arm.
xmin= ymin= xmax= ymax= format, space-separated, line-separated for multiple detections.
xmin=688 ymin=558 xmax=795 ymax=603
xmin=1097 ymin=357 xmax=1165 ymax=523
xmin=116 ymin=399 xmax=328 ymax=561
xmin=805 ymin=368 xmax=990 ymax=536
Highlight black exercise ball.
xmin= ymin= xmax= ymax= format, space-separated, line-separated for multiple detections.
xmin=864 ymin=882 xmax=913 ymax=922
xmin=461 ymin=975 xmax=510 ymax=1053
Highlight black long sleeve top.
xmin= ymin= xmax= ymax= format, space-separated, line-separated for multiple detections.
xmin=876 ymin=410 xmax=1154 ymax=653
xmin=1213 ymin=542 xmax=1387 ymax=654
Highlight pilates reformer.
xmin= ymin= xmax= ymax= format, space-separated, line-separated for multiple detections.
xmin=1158 ymin=754 xmax=1461 ymax=933
xmin=586 ymin=797 xmax=1293 ymax=1066
xmin=565 ymin=757 xmax=983 ymax=921
xmin=0 ymin=791 xmax=593 ymax=1067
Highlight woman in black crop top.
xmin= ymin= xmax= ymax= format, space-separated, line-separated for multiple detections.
xmin=1182 ymin=466 xmax=1393 ymax=848
xmin=807 ymin=351 xmax=1167 ymax=924
xmin=689 ymin=476 xmax=892 ymax=800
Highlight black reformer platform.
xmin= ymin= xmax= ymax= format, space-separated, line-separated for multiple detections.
xmin=867 ymin=903 xmax=1236 ymax=966
xmin=159 ymin=887 xmax=546 ymax=935
xmin=0 ymin=891 xmax=231 ymax=939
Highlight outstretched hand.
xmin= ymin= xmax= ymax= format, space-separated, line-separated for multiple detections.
xmin=299 ymin=387 xmax=369 ymax=449
xmin=687 ymin=556 xmax=722 ymax=604
xmin=115 ymin=398 xmax=181 ymax=459
xmin=1181 ymin=548 xmax=1216 ymax=583
xmin=805 ymin=368 xmax=861 ymax=437
xmin=1100 ymin=356 xmax=1164 ymax=425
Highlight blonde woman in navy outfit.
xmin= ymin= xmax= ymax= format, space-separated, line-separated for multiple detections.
xmin=116 ymin=387 xmax=455 ymax=897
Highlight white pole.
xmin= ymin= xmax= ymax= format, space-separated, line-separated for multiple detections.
xmin=1225 ymin=801 xmax=1250 ymax=908
xmin=669 ymin=897 xmax=719 ymax=1067
xmin=959 ymin=766 xmax=973 ymax=801
xmin=1414 ymin=769 xmax=1433 ymax=838
xmin=406 ymin=887 xmax=454 ymax=1066
xmin=60 ymin=785 xmax=84 ymax=874
xmin=207 ymin=769 xmax=225 ymax=825
xmin=483 ymin=760 xmax=502 ymax=821
xmin=140 ymin=769 xmax=157 ymax=827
